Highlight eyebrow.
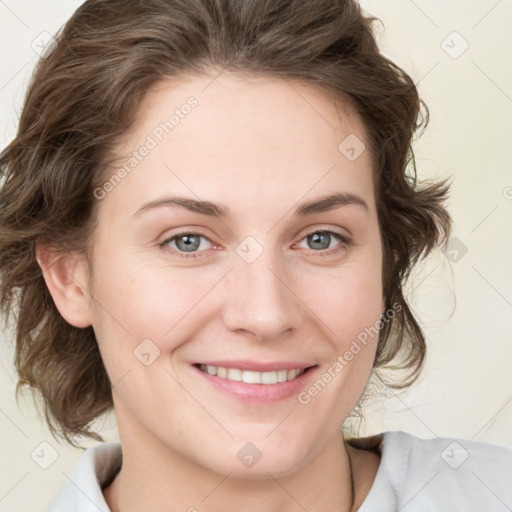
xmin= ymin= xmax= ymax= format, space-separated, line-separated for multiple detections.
xmin=132 ymin=192 xmax=369 ymax=219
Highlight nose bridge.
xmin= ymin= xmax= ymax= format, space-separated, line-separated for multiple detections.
xmin=222 ymin=242 xmax=302 ymax=340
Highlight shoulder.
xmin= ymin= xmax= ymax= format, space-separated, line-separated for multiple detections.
xmin=44 ymin=442 xmax=122 ymax=512
xmin=350 ymin=430 xmax=512 ymax=511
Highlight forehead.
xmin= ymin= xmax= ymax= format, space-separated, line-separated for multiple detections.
xmin=104 ymin=72 xmax=375 ymax=220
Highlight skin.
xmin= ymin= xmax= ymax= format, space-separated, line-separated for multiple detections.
xmin=39 ymin=72 xmax=384 ymax=512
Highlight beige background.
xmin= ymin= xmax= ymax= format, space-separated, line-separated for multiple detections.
xmin=1 ymin=1 xmax=511 ymax=510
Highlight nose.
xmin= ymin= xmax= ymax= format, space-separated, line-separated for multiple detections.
xmin=221 ymin=249 xmax=304 ymax=342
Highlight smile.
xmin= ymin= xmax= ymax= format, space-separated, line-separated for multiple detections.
xmin=198 ymin=364 xmax=306 ymax=384
xmin=193 ymin=361 xmax=318 ymax=402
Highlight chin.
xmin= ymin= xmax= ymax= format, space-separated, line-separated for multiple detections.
xmin=182 ymin=433 xmax=313 ymax=480
xmin=229 ymin=436 xmax=313 ymax=479
xmin=219 ymin=455 xmax=308 ymax=481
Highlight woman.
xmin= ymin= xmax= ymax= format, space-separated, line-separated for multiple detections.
xmin=0 ymin=1 xmax=510 ymax=510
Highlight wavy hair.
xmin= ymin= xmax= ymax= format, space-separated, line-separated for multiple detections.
xmin=0 ymin=0 xmax=451 ymax=445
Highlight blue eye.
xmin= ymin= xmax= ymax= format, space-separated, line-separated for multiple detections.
xmin=160 ymin=232 xmax=213 ymax=258
xmin=297 ymin=230 xmax=351 ymax=255
xmin=159 ymin=229 xmax=351 ymax=259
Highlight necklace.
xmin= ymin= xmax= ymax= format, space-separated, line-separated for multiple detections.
xmin=347 ymin=446 xmax=356 ymax=512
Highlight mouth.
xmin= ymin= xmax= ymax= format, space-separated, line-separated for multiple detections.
xmin=192 ymin=362 xmax=318 ymax=402
xmin=197 ymin=364 xmax=309 ymax=384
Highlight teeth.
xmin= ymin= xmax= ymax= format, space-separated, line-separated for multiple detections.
xmin=242 ymin=370 xmax=261 ymax=384
xmin=227 ymin=368 xmax=242 ymax=381
xmin=288 ymin=369 xmax=300 ymax=380
xmin=261 ymin=371 xmax=277 ymax=384
xmin=277 ymin=369 xmax=288 ymax=382
xmin=199 ymin=364 xmax=305 ymax=384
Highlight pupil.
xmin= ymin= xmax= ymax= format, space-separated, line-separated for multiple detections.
xmin=310 ymin=232 xmax=330 ymax=250
xmin=177 ymin=234 xmax=199 ymax=252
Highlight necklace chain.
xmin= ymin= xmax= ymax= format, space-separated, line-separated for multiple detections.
xmin=347 ymin=447 xmax=355 ymax=512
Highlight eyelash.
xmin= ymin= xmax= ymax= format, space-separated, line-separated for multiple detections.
xmin=159 ymin=229 xmax=352 ymax=259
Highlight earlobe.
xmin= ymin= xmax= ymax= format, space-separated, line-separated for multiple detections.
xmin=35 ymin=241 xmax=93 ymax=328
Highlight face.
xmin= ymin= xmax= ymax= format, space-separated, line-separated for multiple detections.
xmin=83 ymin=73 xmax=384 ymax=478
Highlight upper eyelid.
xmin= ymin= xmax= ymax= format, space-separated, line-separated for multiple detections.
xmin=161 ymin=227 xmax=349 ymax=250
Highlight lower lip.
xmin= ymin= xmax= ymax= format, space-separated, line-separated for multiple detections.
xmin=192 ymin=365 xmax=317 ymax=403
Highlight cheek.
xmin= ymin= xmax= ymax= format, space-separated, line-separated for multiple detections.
xmin=89 ymin=249 xmax=224 ymax=359
xmin=90 ymin=227 xmax=384 ymax=368
xmin=304 ymin=263 xmax=384 ymax=340
xmin=295 ymin=271 xmax=383 ymax=415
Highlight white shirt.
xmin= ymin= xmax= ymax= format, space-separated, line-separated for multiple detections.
xmin=45 ymin=430 xmax=512 ymax=511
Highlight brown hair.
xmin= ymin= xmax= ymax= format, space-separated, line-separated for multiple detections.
xmin=0 ymin=0 xmax=451 ymax=445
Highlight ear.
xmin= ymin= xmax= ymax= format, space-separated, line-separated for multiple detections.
xmin=36 ymin=240 xmax=93 ymax=328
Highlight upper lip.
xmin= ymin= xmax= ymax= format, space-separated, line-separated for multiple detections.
xmin=195 ymin=361 xmax=316 ymax=372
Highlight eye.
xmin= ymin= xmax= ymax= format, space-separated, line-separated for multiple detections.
xmin=296 ymin=230 xmax=351 ymax=255
xmin=159 ymin=228 xmax=351 ymax=259
xmin=159 ymin=231 xmax=213 ymax=258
